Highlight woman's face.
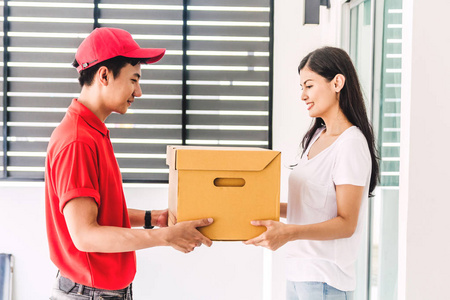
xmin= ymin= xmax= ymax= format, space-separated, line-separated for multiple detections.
xmin=299 ymin=67 xmax=340 ymax=119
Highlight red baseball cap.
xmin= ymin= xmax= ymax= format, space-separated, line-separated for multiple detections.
xmin=75 ymin=27 xmax=166 ymax=73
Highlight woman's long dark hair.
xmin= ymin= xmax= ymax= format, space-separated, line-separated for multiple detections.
xmin=298 ymin=46 xmax=379 ymax=197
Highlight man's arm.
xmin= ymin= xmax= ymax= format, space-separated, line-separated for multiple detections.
xmin=127 ymin=209 xmax=168 ymax=228
xmin=63 ymin=197 xmax=213 ymax=253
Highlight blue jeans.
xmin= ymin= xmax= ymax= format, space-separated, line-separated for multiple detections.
xmin=286 ymin=281 xmax=354 ymax=300
xmin=50 ymin=273 xmax=133 ymax=300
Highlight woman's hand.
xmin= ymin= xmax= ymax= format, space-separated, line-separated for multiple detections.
xmin=243 ymin=220 xmax=291 ymax=251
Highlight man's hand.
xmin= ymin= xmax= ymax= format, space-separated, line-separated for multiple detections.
xmin=163 ymin=218 xmax=214 ymax=253
xmin=243 ymin=220 xmax=290 ymax=251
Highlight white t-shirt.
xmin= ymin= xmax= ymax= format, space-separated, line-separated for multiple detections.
xmin=285 ymin=126 xmax=371 ymax=291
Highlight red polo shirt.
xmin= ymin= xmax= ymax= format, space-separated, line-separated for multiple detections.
xmin=45 ymin=99 xmax=136 ymax=290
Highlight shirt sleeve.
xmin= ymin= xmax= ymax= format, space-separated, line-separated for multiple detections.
xmin=332 ymin=137 xmax=371 ymax=187
xmin=51 ymin=141 xmax=101 ymax=213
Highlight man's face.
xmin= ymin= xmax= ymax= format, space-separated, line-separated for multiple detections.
xmin=103 ymin=63 xmax=142 ymax=115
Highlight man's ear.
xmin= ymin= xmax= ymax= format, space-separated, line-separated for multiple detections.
xmin=97 ymin=66 xmax=109 ymax=86
xmin=333 ymin=74 xmax=346 ymax=93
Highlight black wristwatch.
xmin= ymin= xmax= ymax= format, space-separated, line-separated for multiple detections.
xmin=144 ymin=210 xmax=154 ymax=229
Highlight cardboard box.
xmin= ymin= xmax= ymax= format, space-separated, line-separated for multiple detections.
xmin=166 ymin=145 xmax=281 ymax=241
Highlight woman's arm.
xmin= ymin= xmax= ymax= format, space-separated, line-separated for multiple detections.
xmin=244 ymin=184 xmax=364 ymax=250
xmin=280 ymin=202 xmax=287 ymax=218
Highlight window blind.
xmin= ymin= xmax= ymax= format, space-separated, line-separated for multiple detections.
xmin=0 ymin=0 xmax=273 ymax=182
xmin=379 ymin=4 xmax=401 ymax=187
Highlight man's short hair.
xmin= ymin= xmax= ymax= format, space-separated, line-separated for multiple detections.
xmin=72 ymin=56 xmax=147 ymax=87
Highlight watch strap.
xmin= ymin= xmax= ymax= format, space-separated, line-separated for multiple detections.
xmin=144 ymin=210 xmax=154 ymax=229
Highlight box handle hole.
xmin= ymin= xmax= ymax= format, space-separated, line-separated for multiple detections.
xmin=214 ymin=178 xmax=246 ymax=187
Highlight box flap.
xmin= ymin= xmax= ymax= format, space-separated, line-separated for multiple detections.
xmin=166 ymin=145 xmax=177 ymax=168
xmin=174 ymin=147 xmax=280 ymax=172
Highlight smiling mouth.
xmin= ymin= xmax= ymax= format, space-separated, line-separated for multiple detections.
xmin=306 ymin=102 xmax=314 ymax=110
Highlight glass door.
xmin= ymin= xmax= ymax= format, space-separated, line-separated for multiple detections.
xmin=369 ymin=0 xmax=402 ymax=299
xmin=341 ymin=1 xmax=374 ymax=299
xmin=342 ymin=0 xmax=402 ymax=299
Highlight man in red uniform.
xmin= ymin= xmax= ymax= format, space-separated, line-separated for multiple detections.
xmin=45 ymin=27 xmax=213 ymax=299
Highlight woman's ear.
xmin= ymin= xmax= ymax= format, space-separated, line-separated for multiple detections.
xmin=333 ymin=74 xmax=346 ymax=93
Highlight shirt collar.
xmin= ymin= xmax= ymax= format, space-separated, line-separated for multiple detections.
xmin=68 ymin=99 xmax=108 ymax=136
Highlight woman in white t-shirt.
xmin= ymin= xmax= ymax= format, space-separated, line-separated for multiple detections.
xmin=244 ymin=46 xmax=379 ymax=300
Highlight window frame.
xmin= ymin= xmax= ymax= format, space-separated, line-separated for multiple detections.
xmin=341 ymin=0 xmax=402 ymax=299
xmin=0 ymin=0 xmax=275 ymax=183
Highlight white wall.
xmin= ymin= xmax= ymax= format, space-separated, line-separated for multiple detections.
xmin=0 ymin=1 xmax=341 ymax=299
xmin=0 ymin=184 xmax=55 ymax=300
xmin=0 ymin=184 xmax=266 ymax=300
xmin=271 ymin=0 xmax=340 ymax=298
xmin=272 ymin=0 xmax=341 ymax=200
xmin=398 ymin=0 xmax=450 ymax=299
